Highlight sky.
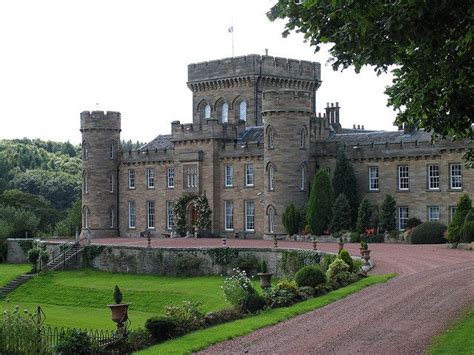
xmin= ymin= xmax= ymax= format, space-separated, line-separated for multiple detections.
xmin=0 ymin=0 xmax=398 ymax=144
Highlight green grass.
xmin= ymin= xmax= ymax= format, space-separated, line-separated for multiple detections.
xmin=139 ymin=274 xmax=396 ymax=355
xmin=0 ymin=269 xmax=232 ymax=330
xmin=428 ymin=308 xmax=474 ymax=355
xmin=0 ymin=264 xmax=31 ymax=288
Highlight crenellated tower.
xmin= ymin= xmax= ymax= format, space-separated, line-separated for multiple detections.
xmin=80 ymin=110 xmax=121 ymax=238
xmin=262 ymin=90 xmax=314 ymax=237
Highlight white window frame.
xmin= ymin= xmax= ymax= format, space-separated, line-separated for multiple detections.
xmin=167 ymin=168 xmax=175 ymax=189
xmin=398 ymin=165 xmax=409 ymax=190
xmin=245 ymin=164 xmax=255 ymax=187
xmin=268 ymin=206 xmax=275 ymax=233
xmin=428 ymin=206 xmax=440 ymax=221
xmin=449 ymin=163 xmax=462 ymax=190
xmin=300 ymin=165 xmax=306 ymax=191
xmin=398 ymin=207 xmax=409 ymax=230
xmin=146 ymin=168 xmax=155 ymax=189
xmin=368 ymin=166 xmax=379 ymax=191
xmin=224 ymin=200 xmax=234 ymax=231
xmin=166 ymin=201 xmax=174 ymax=230
xmin=128 ymin=201 xmax=136 ymax=229
xmin=204 ymin=104 xmax=211 ymax=119
xmin=239 ymin=101 xmax=247 ymax=121
xmin=221 ymin=102 xmax=229 ymax=123
xmin=128 ymin=169 xmax=136 ymax=189
xmin=83 ymin=207 xmax=89 ymax=229
xmin=268 ymin=164 xmax=275 ymax=191
xmin=109 ymin=208 xmax=114 ymax=229
xmin=245 ymin=200 xmax=255 ymax=232
xmin=83 ymin=172 xmax=88 ymax=194
xmin=82 ymin=142 xmax=88 ymax=160
xmin=147 ymin=201 xmax=155 ymax=229
xmin=185 ymin=165 xmax=198 ymax=189
xmin=428 ymin=165 xmax=440 ymax=190
xmin=267 ymin=127 xmax=274 ymax=149
xmin=225 ymin=165 xmax=233 ymax=187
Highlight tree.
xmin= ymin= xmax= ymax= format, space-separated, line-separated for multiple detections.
xmin=306 ymin=169 xmax=334 ymax=235
xmin=282 ymin=203 xmax=300 ymax=235
xmin=379 ymin=194 xmax=397 ymax=232
xmin=330 ymin=193 xmax=351 ymax=233
xmin=268 ymin=2 xmax=473 ymax=164
xmin=332 ymin=149 xmax=357 ymax=225
xmin=448 ymin=194 xmax=472 ymax=243
xmin=356 ymin=198 xmax=371 ymax=234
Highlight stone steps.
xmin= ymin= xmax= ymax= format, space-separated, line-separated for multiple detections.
xmin=47 ymin=245 xmax=84 ymax=271
xmin=0 ymin=274 xmax=35 ymax=298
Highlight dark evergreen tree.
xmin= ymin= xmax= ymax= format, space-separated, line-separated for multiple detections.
xmin=356 ymin=198 xmax=371 ymax=234
xmin=282 ymin=203 xmax=300 ymax=235
xmin=332 ymin=149 xmax=357 ymax=226
xmin=330 ymin=193 xmax=352 ymax=233
xmin=448 ymin=194 xmax=472 ymax=243
xmin=305 ymin=169 xmax=334 ymax=235
xmin=379 ymin=194 xmax=397 ymax=231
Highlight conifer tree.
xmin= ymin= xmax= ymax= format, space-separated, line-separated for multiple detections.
xmin=306 ymin=169 xmax=334 ymax=235
xmin=356 ymin=198 xmax=371 ymax=234
xmin=282 ymin=203 xmax=300 ymax=235
xmin=332 ymin=149 xmax=358 ymax=225
xmin=448 ymin=194 xmax=472 ymax=243
xmin=379 ymin=194 xmax=397 ymax=231
xmin=330 ymin=193 xmax=352 ymax=233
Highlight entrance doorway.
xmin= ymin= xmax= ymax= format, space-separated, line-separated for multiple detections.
xmin=186 ymin=201 xmax=198 ymax=234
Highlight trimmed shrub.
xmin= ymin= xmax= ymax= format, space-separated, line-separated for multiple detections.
xmin=295 ymin=265 xmax=326 ymax=288
xmin=282 ymin=203 xmax=300 ymax=235
xmin=410 ymin=222 xmax=447 ymax=244
xmin=337 ymin=249 xmax=355 ymax=272
xmin=145 ymin=316 xmax=180 ymax=342
xmin=361 ymin=234 xmax=385 ymax=243
xmin=241 ymin=292 xmax=266 ymax=313
xmin=332 ymin=149 xmax=358 ymax=226
xmin=379 ymin=194 xmax=397 ymax=231
xmin=306 ymin=169 xmax=334 ymax=235
xmin=460 ymin=221 xmax=474 ymax=243
xmin=330 ymin=193 xmax=352 ymax=233
xmin=448 ymin=194 xmax=472 ymax=243
xmin=164 ymin=300 xmax=204 ymax=331
xmin=406 ymin=217 xmax=422 ymax=229
xmin=326 ymin=258 xmax=353 ymax=288
xmin=55 ymin=329 xmax=94 ymax=355
xmin=320 ymin=253 xmax=337 ymax=272
xmin=356 ymin=198 xmax=371 ymax=234
xmin=173 ymin=254 xmax=203 ymax=277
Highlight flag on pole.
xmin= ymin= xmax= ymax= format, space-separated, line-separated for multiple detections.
xmin=228 ymin=26 xmax=233 ymax=33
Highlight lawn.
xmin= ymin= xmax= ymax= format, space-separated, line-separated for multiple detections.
xmin=428 ymin=308 xmax=474 ymax=355
xmin=139 ymin=274 xmax=396 ymax=355
xmin=0 ymin=269 xmax=232 ymax=330
xmin=0 ymin=264 xmax=31 ymax=288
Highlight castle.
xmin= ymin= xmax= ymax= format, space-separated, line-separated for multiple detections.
xmin=80 ymin=54 xmax=472 ymax=239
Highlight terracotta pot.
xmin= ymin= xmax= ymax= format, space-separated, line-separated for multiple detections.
xmin=359 ymin=247 xmax=366 ymax=257
xmin=108 ymin=303 xmax=130 ymax=325
xmin=257 ymin=273 xmax=273 ymax=289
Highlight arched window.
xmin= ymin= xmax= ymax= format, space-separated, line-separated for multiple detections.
xmin=239 ymin=101 xmax=247 ymax=121
xmin=83 ymin=171 xmax=88 ymax=194
xmin=109 ymin=173 xmax=114 ymax=193
xmin=221 ymin=102 xmax=229 ymax=123
xmin=109 ymin=208 xmax=114 ymax=229
xmin=267 ymin=205 xmax=276 ymax=233
xmin=204 ymin=104 xmax=211 ymax=119
xmin=300 ymin=128 xmax=306 ymax=149
xmin=82 ymin=206 xmax=89 ymax=229
xmin=300 ymin=163 xmax=307 ymax=191
xmin=267 ymin=126 xmax=274 ymax=149
xmin=82 ymin=141 xmax=88 ymax=160
xmin=266 ymin=162 xmax=275 ymax=191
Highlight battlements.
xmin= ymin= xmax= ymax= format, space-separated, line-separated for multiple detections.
xmin=262 ymin=90 xmax=313 ymax=113
xmin=188 ymin=54 xmax=321 ymax=83
xmin=80 ymin=110 xmax=121 ymax=131
xmin=170 ymin=119 xmax=246 ymax=141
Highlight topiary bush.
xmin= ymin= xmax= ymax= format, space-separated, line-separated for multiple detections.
xmin=282 ymin=203 xmax=300 ymax=235
xmin=306 ymin=169 xmax=334 ymax=235
xmin=337 ymin=249 xmax=355 ymax=272
xmin=320 ymin=253 xmax=337 ymax=272
xmin=145 ymin=316 xmax=180 ymax=342
xmin=379 ymin=194 xmax=397 ymax=232
xmin=448 ymin=194 xmax=472 ymax=243
xmin=410 ymin=222 xmax=447 ymax=244
xmin=55 ymin=329 xmax=95 ymax=355
xmin=240 ymin=292 xmax=266 ymax=313
xmin=164 ymin=300 xmax=204 ymax=331
xmin=356 ymin=198 xmax=371 ymax=234
xmin=326 ymin=258 xmax=353 ymax=289
xmin=295 ymin=264 xmax=326 ymax=288
xmin=460 ymin=221 xmax=474 ymax=243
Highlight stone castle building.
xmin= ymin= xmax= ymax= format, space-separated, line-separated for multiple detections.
xmin=80 ymin=54 xmax=472 ymax=239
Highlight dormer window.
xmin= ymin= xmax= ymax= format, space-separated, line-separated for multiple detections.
xmin=221 ymin=102 xmax=229 ymax=123
xmin=239 ymin=101 xmax=247 ymax=121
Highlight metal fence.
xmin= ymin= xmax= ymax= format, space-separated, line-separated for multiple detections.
xmin=42 ymin=326 xmax=118 ymax=349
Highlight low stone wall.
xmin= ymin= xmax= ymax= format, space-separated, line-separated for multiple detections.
xmin=6 ymin=238 xmax=36 ymax=263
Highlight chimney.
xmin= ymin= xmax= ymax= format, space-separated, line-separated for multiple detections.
xmin=353 ymin=124 xmax=356 ymax=129
xmin=265 ymin=48 xmax=268 ymax=56
xmin=325 ymin=103 xmax=331 ymax=124
xmin=334 ymin=102 xmax=340 ymax=126
xmin=357 ymin=124 xmax=360 ymax=129
xmin=362 ymin=125 xmax=364 ymax=130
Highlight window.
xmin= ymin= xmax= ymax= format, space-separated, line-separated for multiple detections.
xmin=398 ymin=166 xmax=409 ymax=190
xmin=300 ymin=165 xmax=306 ymax=191
xmin=449 ymin=206 xmax=457 ymax=222
xmin=146 ymin=168 xmax=155 ymax=188
xmin=225 ymin=165 xmax=233 ymax=187
xmin=204 ymin=104 xmax=211 ymax=119
xmin=245 ymin=164 xmax=255 ymax=187
xmin=184 ymin=165 xmax=198 ymax=188
xmin=268 ymin=206 xmax=275 ymax=233
xmin=82 ymin=207 xmax=89 ymax=229
xmin=325 ymin=167 xmax=331 ymax=175
xmin=82 ymin=141 xmax=88 ymax=160
xmin=128 ymin=201 xmax=136 ymax=229
xmin=428 ymin=165 xmax=440 ymax=190
xmin=300 ymin=128 xmax=306 ymax=149
xmin=166 ymin=201 xmax=174 ymax=230
xmin=109 ymin=173 xmax=114 ymax=193
xmin=109 ymin=144 xmax=115 ymax=159
xmin=267 ymin=163 xmax=275 ymax=191
xmin=224 ymin=200 xmax=234 ymax=231
xmin=167 ymin=168 xmax=175 ymax=188
xmin=221 ymin=102 xmax=229 ymax=123
xmin=83 ymin=172 xmax=88 ymax=194
xmin=109 ymin=208 xmax=114 ymax=229
xmin=398 ymin=207 xmax=409 ymax=230
xmin=239 ymin=101 xmax=247 ymax=121
xmin=128 ymin=169 xmax=136 ymax=189
xmin=450 ymin=164 xmax=462 ymax=190
xmin=428 ymin=206 xmax=440 ymax=221
xmin=245 ymin=200 xmax=255 ymax=232
xmin=147 ymin=201 xmax=155 ymax=229
xmin=267 ymin=126 xmax=274 ymax=149
xmin=368 ymin=167 xmax=379 ymax=191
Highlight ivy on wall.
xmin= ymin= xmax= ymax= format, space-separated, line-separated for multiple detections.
xmin=206 ymin=248 xmax=239 ymax=266
xmin=172 ymin=195 xmax=212 ymax=236
xmin=81 ymin=245 xmax=105 ymax=267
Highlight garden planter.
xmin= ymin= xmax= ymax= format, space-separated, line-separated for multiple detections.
xmin=338 ymin=242 xmax=344 ymax=252
xmin=359 ymin=248 xmax=365 ymax=257
xmin=362 ymin=250 xmax=371 ymax=264
xmin=108 ymin=303 xmax=130 ymax=329
xmin=257 ymin=273 xmax=273 ymax=289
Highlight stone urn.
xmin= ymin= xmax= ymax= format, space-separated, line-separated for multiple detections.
xmin=362 ymin=249 xmax=371 ymax=265
xmin=359 ymin=247 xmax=365 ymax=257
xmin=108 ymin=303 xmax=130 ymax=329
xmin=257 ymin=272 xmax=273 ymax=289
xmin=338 ymin=242 xmax=344 ymax=252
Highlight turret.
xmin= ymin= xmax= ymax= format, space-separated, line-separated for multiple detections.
xmin=262 ymin=90 xmax=313 ymax=237
xmin=80 ymin=111 xmax=121 ymax=238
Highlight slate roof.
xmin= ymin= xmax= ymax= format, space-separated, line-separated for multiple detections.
xmin=140 ymin=134 xmax=172 ymax=150
xmin=329 ymin=129 xmax=433 ymax=144
xmin=237 ymin=126 xmax=264 ymax=143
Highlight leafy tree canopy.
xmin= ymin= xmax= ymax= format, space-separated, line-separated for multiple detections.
xmin=268 ymin=1 xmax=473 ymax=163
